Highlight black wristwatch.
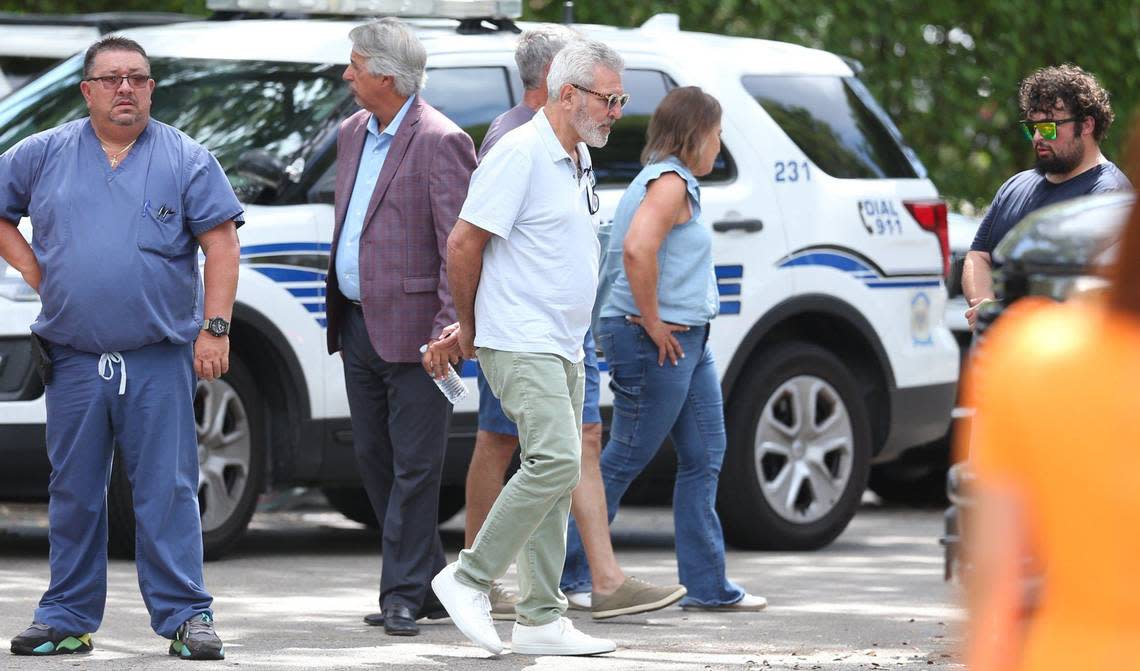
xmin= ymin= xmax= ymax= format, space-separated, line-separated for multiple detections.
xmin=203 ymin=316 xmax=231 ymax=337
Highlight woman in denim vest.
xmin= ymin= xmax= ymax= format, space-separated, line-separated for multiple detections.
xmin=562 ymin=87 xmax=765 ymax=611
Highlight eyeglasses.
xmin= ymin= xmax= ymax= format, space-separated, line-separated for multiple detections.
xmin=1019 ymin=117 xmax=1076 ymax=141
xmin=84 ymin=74 xmax=151 ymax=90
xmin=579 ymin=166 xmax=600 ymax=215
xmin=571 ymin=83 xmax=629 ymax=111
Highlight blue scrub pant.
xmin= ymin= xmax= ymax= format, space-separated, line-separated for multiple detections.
xmin=35 ymin=339 xmax=212 ymax=639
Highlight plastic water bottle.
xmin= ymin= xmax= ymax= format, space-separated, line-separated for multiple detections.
xmin=419 ymin=344 xmax=469 ymax=404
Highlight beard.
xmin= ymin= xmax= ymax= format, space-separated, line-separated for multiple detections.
xmin=571 ymin=99 xmax=612 ymax=148
xmin=1034 ymin=138 xmax=1084 ymax=175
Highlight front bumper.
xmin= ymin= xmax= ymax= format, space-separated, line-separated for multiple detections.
xmin=874 ymin=380 xmax=957 ymax=463
xmin=0 ymin=423 xmax=48 ymax=500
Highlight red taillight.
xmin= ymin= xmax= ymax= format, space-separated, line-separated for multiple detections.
xmin=904 ymin=200 xmax=949 ymax=277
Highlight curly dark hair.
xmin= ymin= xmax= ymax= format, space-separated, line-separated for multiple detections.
xmin=1018 ymin=64 xmax=1115 ymax=142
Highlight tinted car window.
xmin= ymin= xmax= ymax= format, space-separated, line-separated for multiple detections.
xmin=742 ymin=75 xmax=923 ymax=179
xmin=0 ymin=56 xmax=350 ymax=203
xmin=592 ymin=69 xmax=734 ymax=187
xmin=307 ymin=66 xmax=513 ymax=204
xmin=0 ymin=56 xmax=60 ymax=97
xmin=421 ymin=66 xmax=513 ymax=150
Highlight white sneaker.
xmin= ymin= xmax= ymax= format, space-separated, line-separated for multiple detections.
xmin=565 ymin=592 xmax=592 ymax=610
xmin=431 ymin=563 xmax=504 ymax=654
xmin=511 ymin=617 xmax=616 ymax=656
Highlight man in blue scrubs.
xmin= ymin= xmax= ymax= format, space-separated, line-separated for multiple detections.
xmin=0 ymin=37 xmax=241 ymax=660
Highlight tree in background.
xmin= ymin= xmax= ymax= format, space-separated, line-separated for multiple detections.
xmin=8 ymin=0 xmax=206 ymax=11
xmin=524 ymin=1 xmax=1139 ymax=209
xmin=4 ymin=0 xmax=1136 ymax=207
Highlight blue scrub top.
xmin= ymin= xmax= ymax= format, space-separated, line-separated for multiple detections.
xmin=0 ymin=118 xmax=244 ymax=354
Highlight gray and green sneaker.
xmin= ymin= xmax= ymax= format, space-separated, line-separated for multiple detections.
xmin=10 ymin=622 xmax=93 ymax=655
xmin=169 ymin=613 xmax=224 ymax=661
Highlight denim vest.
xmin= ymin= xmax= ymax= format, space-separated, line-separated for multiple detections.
xmin=598 ymin=157 xmax=718 ymax=326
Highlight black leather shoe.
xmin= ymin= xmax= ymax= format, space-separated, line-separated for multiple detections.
xmin=381 ymin=605 xmax=419 ymax=637
xmin=363 ymin=612 xmax=386 ymax=626
xmin=363 ymin=597 xmax=449 ymax=626
xmin=419 ymin=596 xmax=449 ymax=621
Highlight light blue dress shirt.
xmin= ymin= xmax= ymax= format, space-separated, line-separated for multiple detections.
xmin=336 ymin=95 xmax=415 ymax=301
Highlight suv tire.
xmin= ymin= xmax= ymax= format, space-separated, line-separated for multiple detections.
xmin=719 ymin=342 xmax=871 ymax=550
xmin=322 ymin=484 xmax=467 ymax=530
xmin=868 ymin=437 xmax=950 ymax=506
xmin=322 ymin=487 xmax=380 ymax=529
xmin=107 ymin=354 xmax=266 ymax=561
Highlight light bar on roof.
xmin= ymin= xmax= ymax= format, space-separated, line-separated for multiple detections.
xmin=206 ymin=0 xmax=522 ymax=19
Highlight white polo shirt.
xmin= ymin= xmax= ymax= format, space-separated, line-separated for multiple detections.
xmin=459 ymin=109 xmax=599 ymax=362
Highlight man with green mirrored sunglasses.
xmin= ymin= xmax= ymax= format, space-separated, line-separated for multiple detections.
xmin=1019 ymin=117 xmax=1076 ymax=141
xmin=962 ymin=64 xmax=1132 ymax=331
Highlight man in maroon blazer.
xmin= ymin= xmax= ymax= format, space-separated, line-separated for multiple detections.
xmin=324 ymin=17 xmax=476 ymax=637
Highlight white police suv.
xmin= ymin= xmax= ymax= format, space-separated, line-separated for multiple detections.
xmin=0 ymin=0 xmax=958 ymax=557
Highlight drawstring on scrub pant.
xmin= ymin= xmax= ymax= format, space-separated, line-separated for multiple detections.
xmin=98 ymin=352 xmax=127 ymax=395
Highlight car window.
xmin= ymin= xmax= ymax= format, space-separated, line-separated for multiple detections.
xmin=0 ymin=56 xmax=350 ymax=203
xmin=592 ymin=69 xmax=734 ymax=187
xmin=421 ymin=66 xmax=513 ymax=149
xmin=306 ymin=66 xmax=513 ymax=205
xmin=0 ymin=56 xmax=61 ymax=98
xmin=742 ymin=74 xmax=924 ymax=180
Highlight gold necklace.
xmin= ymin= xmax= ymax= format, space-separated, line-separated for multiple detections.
xmin=99 ymin=137 xmax=138 ymax=168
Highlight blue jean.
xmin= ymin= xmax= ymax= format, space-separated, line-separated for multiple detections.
xmin=36 ymin=340 xmax=212 ymax=638
xmin=561 ymin=317 xmax=745 ymax=606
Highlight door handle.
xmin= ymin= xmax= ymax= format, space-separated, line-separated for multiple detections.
xmin=713 ymin=219 xmax=764 ymax=233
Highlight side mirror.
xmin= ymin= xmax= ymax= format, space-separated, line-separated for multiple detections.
xmin=231 ymin=150 xmax=285 ymax=204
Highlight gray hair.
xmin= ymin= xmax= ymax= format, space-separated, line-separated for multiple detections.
xmin=349 ymin=17 xmax=427 ymax=96
xmin=546 ymin=39 xmax=624 ymax=100
xmin=515 ymin=24 xmax=579 ymax=91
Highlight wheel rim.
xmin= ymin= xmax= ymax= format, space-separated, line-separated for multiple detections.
xmin=194 ymin=378 xmax=252 ymax=534
xmin=754 ymin=374 xmax=855 ymax=524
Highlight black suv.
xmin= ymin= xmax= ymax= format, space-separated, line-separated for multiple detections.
xmin=942 ymin=190 xmax=1134 ymax=580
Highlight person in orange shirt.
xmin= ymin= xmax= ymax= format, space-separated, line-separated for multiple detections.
xmin=961 ymin=141 xmax=1140 ymax=670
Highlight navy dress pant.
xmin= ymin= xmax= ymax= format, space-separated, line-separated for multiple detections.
xmin=340 ymin=305 xmax=450 ymax=612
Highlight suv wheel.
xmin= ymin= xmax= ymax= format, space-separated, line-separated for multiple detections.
xmin=322 ymin=487 xmax=380 ymax=529
xmin=719 ymin=342 xmax=871 ymax=550
xmin=322 ymin=484 xmax=467 ymax=530
xmin=868 ymin=437 xmax=950 ymax=506
xmin=108 ymin=354 xmax=266 ymax=560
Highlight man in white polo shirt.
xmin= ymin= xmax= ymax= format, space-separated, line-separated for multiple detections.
xmin=433 ymin=40 xmax=626 ymax=656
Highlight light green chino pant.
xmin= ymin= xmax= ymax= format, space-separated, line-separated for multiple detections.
xmin=455 ymin=347 xmax=584 ymax=626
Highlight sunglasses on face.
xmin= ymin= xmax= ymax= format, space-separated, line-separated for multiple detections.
xmin=84 ymin=74 xmax=151 ymax=90
xmin=1019 ymin=117 xmax=1076 ymax=141
xmin=571 ymin=83 xmax=630 ymax=111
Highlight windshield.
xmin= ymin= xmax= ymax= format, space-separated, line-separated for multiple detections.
xmin=0 ymin=55 xmax=349 ymax=199
xmin=0 ymin=55 xmax=62 ymax=98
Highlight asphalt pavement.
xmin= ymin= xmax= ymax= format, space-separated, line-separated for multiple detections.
xmin=0 ymin=496 xmax=965 ymax=670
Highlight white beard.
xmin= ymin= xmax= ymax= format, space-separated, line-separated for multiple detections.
xmin=572 ymin=99 xmax=611 ymax=148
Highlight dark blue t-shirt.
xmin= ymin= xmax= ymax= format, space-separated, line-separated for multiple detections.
xmin=971 ymin=162 xmax=1132 ymax=253
xmin=0 ymin=118 xmax=244 ymax=353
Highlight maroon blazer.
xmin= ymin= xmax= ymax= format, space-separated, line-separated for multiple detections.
xmin=326 ymin=98 xmax=476 ymax=362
